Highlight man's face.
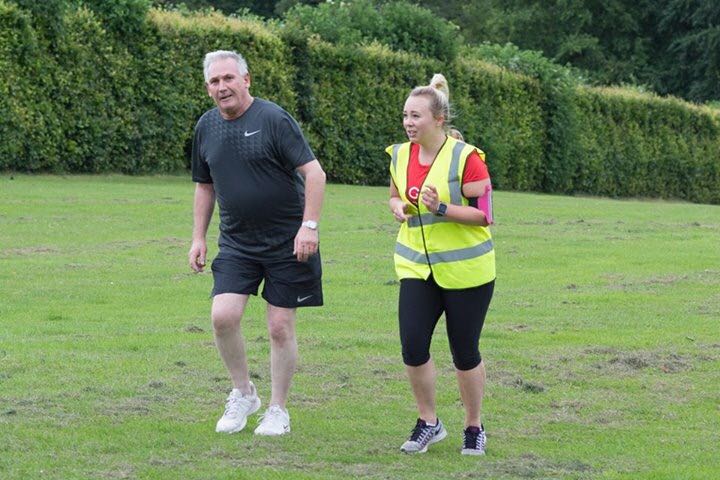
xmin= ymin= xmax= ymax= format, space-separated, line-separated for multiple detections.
xmin=205 ymin=58 xmax=251 ymax=119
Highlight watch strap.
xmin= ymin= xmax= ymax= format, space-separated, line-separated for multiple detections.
xmin=302 ymin=220 xmax=318 ymax=230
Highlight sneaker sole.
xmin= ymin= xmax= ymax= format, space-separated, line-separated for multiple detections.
xmin=254 ymin=426 xmax=290 ymax=436
xmin=461 ymin=448 xmax=486 ymax=456
xmin=216 ymin=398 xmax=262 ymax=434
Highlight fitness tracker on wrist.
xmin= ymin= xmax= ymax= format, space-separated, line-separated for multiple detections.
xmin=435 ymin=202 xmax=447 ymax=217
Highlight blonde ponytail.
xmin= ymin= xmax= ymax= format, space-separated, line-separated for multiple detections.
xmin=429 ymin=73 xmax=449 ymax=101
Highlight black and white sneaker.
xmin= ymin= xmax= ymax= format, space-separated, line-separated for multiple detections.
xmin=400 ymin=418 xmax=447 ymax=453
xmin=461 ymin=424 xmax=487 ymax=455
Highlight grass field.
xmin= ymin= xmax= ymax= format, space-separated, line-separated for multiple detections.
xmin=1 ymin=175 xmax=718 ymax=479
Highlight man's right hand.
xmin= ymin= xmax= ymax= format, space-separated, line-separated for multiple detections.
xmin=188 ymin=240 xmax=207 ymax=272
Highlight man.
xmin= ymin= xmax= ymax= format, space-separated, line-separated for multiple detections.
xmin=188 ymin=50 xmax=325 ymax=436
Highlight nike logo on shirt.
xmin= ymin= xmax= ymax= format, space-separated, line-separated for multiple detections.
xmin=244 ymin=130 xmax=261 ymax=137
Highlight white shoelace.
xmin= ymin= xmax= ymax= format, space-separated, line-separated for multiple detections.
xmin=223 ymin=394 xmax=252 ymax=418
xmin=257 ymin=405 xmax=286 ymax=425
xmin=410 ymin=423 xmax=435 ymax=445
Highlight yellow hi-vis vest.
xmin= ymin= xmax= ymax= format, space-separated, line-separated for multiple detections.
xmin=387 ymin=138 xmax=495 ymax=289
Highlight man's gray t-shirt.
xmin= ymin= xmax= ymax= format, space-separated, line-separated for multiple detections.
xmin=191 ymin=98 xmax=315 ymax=256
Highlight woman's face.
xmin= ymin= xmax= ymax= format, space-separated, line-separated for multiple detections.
xmin=403 ymin=95 xmax=442 ymax=144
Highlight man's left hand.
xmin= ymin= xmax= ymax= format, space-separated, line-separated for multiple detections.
xmin=294 ymin=225 xmax=319 ymax=262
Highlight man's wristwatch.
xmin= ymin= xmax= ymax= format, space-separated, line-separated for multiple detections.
xmin=435 ymin=202 xmax=448 ymax=217
xmin=302 ymin=220 xmax=318 ymax=230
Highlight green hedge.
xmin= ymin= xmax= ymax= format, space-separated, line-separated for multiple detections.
xmin=53 ymin=6 xmax=140 ymax=172
xmin=282 ymin=0 xmax=460 ymax=63
xmin=572 ymin=87 xmax=720 ymax=203
xmin=451 ymin=59 xmax=545 ymax=191
xmin=1 ymin=4 xmax=719 ymax=204
xmin=0 ymin=0 xmax=61 ymax=171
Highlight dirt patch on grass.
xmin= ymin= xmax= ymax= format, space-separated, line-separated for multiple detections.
xmin=102 ymin=237 xmax=186 ymax=251
xmin=609 ymin=354 xmax=650 ymax=370
xmin=550 ymin=400 xmax=584 ymax=422
xmin=370 ymin=368 xmax=405 ymax=382
xmin=510 ymin=301 xmax=535 ymax=308
xmin=642 ymin=274 xmax=688 ymax=285
xmin=603 ymin=273 xmax=689 ymax=291
xmin=462 ymin=453 xmax=593 ymax=479
xmin=291 ymin=392 xmax=325 ymax=407
xmin=223 ymin=448 xmax=309 ymax=470
xmin=508 ymin=324 xmax=531 ymax=332
xmin=4 ymin=396 xmax=80 ymax=426
xmin=575 ymin=346 xmax=708 ymax=375
xmin=657 ymin=353 xmax=696 ymax=373
xmin=183 ymin=325 xmax=205 ymax=333
xmin=0 ymin=246 xmax=59 ymax=257
xmin=95 ymin=464 xmax=135 ymax=479
xmin=698 ymin=269 xmax=720 ymax=279
xmin=517 ymin=219 xmax=558 ymax=225
xmin=104 ymin=392 xmax=178 ymax=419
xmin=583 ymin=346 xmax=619 ymax=356
xmin=604 ymin=270 xmax=720 ymax=292
xmin=696 ymin=294 xmax=720 ymax=316
xmin=513 ymin=378 xmax=546 ymax=393
xmin=105 ymin=397 xmax=152 ymax=417
xmin=148 ymin=457 xmax=188 ymax=468
xmin=607 ymin=351 xmax=694 ymax=374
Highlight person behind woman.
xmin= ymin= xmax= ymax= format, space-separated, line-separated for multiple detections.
xmin=386 ymin=73 xmax=495 ymax=455
xmin=448 ymin=127 xmax=464 ymax=141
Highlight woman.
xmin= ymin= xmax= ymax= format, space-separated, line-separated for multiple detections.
xmin=387 ymin=74 xmax=495 ymax=455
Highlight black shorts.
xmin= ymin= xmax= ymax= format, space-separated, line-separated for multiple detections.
xmin=399 ymin=276 xmax=494 ymax=370
xmin=211 ymin=245 xmax=323 ymax=309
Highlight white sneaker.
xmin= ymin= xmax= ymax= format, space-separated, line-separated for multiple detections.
xmin=400 ymin=418 xmax=447 ymax=453
xmin=215 ymin=382 xmax=261 ymax=434
xmin=254 ymin=404 xmax=291 ymax=436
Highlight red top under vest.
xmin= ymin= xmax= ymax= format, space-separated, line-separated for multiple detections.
xmin=405 ymin=142 xmax=489 ymax=205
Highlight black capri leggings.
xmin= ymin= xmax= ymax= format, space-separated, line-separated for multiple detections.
xmin=399 ymin=276 xmax=494 ymax=371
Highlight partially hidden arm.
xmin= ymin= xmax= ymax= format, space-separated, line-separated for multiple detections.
xmin=389 ymin=181 xmax=411 ymax=223
xmin=421 ymin=179 xmax=491 ymax=226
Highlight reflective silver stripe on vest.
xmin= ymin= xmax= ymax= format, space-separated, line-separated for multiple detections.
xmin=448 ymin=142 xmax=465 ymax=205
xmin=391 ymin=144 xmax=401 ymax=172
xmin=395 ymin=239 xmax=494 ymax=264
xmin=407 ymin=214 xmax=452 ymax=228
xmin=395 ymin=242 xmax=428 ymax=264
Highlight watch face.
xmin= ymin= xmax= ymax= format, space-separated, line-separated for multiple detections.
xmin=303 ymin=220 xmax=318 ymax=230
xmin=437 ymin=203 xmax=447 ymax=216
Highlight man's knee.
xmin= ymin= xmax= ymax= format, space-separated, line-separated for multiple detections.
xmin=266 ymin=306 xmax=296 ymax=344
xmin=267 ymin=317 xmax=294 ymax=344
xmin=211 ymin=306 xmax=241 ymax=334
xmin=211 ymin=294 xmax=247 ymax=333
xmin=212 ymin=313 xmax=239 ymax=334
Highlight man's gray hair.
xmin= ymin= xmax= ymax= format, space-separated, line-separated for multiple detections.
xmin=203 ymin=50 xmax=248 ymax=82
